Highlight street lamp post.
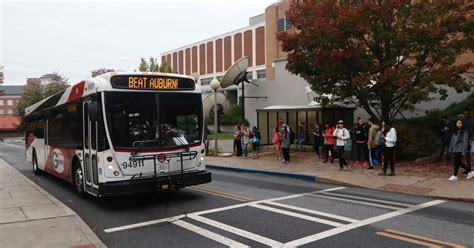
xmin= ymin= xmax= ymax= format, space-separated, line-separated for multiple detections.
xmin=210 ymin=79 xmax=221 ymax=156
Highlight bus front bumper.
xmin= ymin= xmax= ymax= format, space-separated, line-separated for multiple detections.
xmin=98 ymin=170 xmax=212 ymax=196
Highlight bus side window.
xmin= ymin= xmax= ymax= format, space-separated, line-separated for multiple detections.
xmin=35 ymin=116 xmax=45 ymax=138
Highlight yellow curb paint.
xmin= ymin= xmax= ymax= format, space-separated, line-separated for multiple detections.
xmin=376 ymin=232 xmax=443 ymax=248
xmin=188 ymin=186 xmax=252 ymax=202
xmin=384 ymin=229 xmax=468 ymax=248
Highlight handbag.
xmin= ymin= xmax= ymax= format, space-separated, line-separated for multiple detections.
xmin=343 ymin=129 xmax=352 ymax=151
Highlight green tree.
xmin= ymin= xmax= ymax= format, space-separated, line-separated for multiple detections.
xmin=159 ymin=61 xmax=172 ymax=73
xmin=15 ymin=72 xmax=69 ymax=131
xmin=138 ymin=57 xmax=149 ymax=72
xmin=278 ymin=0 xmax=473 ymax=121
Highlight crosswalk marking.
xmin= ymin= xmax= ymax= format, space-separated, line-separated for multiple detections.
xmin=173 ymin=220 xmax=250 ymax=248
xmin=188 ymin=214 xmax=283 ymax=247
xmin=321 ymin=192 xmax=414 ymax=207
xmin=104 ymin=215 xmax=186 ymax=233
xmin=249 ymin=203 xmax=343 ymax=227
xmin=306 ymin=194 xmax=403 ymax=210
xmin=263 ymin=201 xmax=358 ymax=223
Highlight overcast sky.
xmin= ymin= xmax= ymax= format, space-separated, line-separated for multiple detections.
xmin=1 ymin=0 xmax=275 ymax=85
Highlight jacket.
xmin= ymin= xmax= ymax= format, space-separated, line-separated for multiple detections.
xmin=367 ymin=124 xmax=379 ymax=149
xmin=313 ymin=128 xmax=323 ymax=145
xmin=352 ymin=123 xmax=368 ymax=143
xmin=384 ymin=128 xmax=397 ymax=148
xmin=449 ymin=129 xmax=469 ymax=155
xmin=323 ymin=127 xmax=336 ymax=145
xmin=464 ymin=116 xmax=474 ymax=141
xmin=440 ymin=121 xmax=453 ymax=140
xmin=333 ymin=128 xmax=350 ymax=147
xmin=281 ymin=131 xmax=290 ymax=148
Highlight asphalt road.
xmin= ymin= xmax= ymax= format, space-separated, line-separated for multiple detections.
xmin=1 ymin=141 xmax=474 ymax=247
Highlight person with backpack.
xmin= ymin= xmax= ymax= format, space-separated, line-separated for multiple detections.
xmin=313 ymin=123 xmax=323 ymax=159
xmin=233 ymin=125 xmax=242 ymax=157
xmin=367 ymin=118 xmax=380 ymax=169
xmin=448 ymin=119 xmax=474 ymax=180
xmin=352 ymin=117 xmax=369 ymax=167
xmin=378 ymin=122 xmax=397 ymax=176
xmin=281 ymin=124 xmax=291 ymax=165
xmin=322 ymin=122 xmax=335 ymax=163
xmin=333 ymin=120 xmax=351 ymax=171
xmin=437 ymin=115 xmax=453 ymax=163
xmin=252 ymin=126 xmax=261 ymax=159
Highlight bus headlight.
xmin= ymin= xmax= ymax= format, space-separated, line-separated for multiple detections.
xmin=107 ymin=165 xmax=114 ymax=170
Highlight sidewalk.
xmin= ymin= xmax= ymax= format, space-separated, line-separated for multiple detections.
xmin=0 ymin=159 xmax=106 ymax=248
xmin=206 ymin=150 xmax=474 ymax=202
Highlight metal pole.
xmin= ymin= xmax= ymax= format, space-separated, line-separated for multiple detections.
xmin=242 ymin=82 xmax=245 ymax=123
xmin=214 ymin=90 xmax=218 ymax=156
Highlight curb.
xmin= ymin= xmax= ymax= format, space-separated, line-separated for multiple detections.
xmin=207 ymin=164 xmax=316 ymax=182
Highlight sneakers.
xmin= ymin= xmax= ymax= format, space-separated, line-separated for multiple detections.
xmin=362 ymin=161 xmax=368 ymax=167
xmin=448 ymin=175 xmax=458 ymax=181
xmin=467 ymin=171 xmax=474 ymax=179
xmin=378 ymin=170 xmax=386 ymax=176
xmin=343 ymin=166 xmax=349 ymax=171
xmin=354 ymin=161 xmax=359 ymax=167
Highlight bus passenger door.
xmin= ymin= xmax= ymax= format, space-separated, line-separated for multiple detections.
xmin=83 ymin=101 xmax=100 ymax=194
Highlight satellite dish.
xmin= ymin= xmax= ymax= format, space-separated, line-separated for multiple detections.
xmin=220 ymin=57 xmax=250 ymax=88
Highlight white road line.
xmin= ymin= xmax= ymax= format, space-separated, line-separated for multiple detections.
xmin=282 ymin=199 xmax=446 ymax=247
xmin=306 ymin=194 xmax=403 ymax=210
xmin=249 ymin=203 xmax=343 ymax=227
xmin=102 ymin=187 xmax=346 ymax=233
xmin=321 ymin=192 xmax=414 ymax=207
xmin=188 ymin=214 xmax=283 ymax=247
xmin=173 ymin=220 xmax=249 ymax=248
xmin=104 ymin=215 xmax=186 ymax=233
xmin=264 ymin=201 xmax=358 ymax=223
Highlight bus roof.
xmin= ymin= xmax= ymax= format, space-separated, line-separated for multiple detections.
xmin=25 ymin=72 xmax=201 ymax=117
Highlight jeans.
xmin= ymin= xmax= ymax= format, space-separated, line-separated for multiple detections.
xmin=242 ymin=143 xmax=248 ymax=157
xmin=234 ymin=139 xmax=242 ymax=156
xmin=383 ymin=146 xmax=395 ymax=172
xmin=296 ymin=139 xmax=305 ymax=151
xmin=337 ymin=146 xmax=347 ymax=168
xmin=374 ymin=146 xmax=382 ymax=165
xmin=282 ymin=147 xmax=290 ymax=162
xmin=437 ymin=138 xmax=451 ymax=162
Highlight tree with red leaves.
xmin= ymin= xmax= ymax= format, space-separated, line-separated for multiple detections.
xmin=278 ymin=0 xmax=473 ymax=121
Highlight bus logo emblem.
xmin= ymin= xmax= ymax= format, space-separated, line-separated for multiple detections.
xmin=157 ymin=154 xmax=167 ymax=163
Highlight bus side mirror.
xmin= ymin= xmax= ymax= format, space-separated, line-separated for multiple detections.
xmin=88 ymin=102 xmax=100 ymax=122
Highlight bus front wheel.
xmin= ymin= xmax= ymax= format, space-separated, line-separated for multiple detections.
xmin=32 ymin=151 xmax=42 ymax=175
xmin=73 ymin=162 xmax=86 ymax=198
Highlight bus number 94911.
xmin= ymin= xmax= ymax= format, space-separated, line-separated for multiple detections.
xmin=122 ymin=161 xmax=145 ymax=169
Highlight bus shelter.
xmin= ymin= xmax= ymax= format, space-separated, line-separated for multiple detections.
xmin=256 ymin=104 xmax=355 ymax=146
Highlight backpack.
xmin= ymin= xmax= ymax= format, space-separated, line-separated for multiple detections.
xmin=289 ymin=128 xmax=296 ymax=144
xmin=374 ymin=130 xmax=382 ymax=146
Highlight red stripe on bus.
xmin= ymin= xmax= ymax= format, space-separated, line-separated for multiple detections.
xmin=114 ymin=143 xmax=201 ymax=153
xmin=68 ymin=81 xmax=85 ymax=102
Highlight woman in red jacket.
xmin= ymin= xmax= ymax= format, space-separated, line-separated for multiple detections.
xmin=322 ymin=122 xmax=336 ymax=163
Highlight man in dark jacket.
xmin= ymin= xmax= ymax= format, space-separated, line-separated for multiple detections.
xmin=437 ymin=116 xmax=452 ymax=163
xmin=352 ymin=117 xmax=369 ymax=167
xmin=463 ymin=109 xmax=473 ymax=172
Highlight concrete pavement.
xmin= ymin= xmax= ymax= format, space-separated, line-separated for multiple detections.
xmin=0 ymin=159 xmax=105 ymax=248
xmin=206 ymin=150 xmax=474 ymax=202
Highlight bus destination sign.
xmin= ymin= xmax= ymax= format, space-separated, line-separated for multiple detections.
xmin=111 ymin=75 xmax=195 ymax=91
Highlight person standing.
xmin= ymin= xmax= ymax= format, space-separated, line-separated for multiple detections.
xmin=367 ymin=118 xmax=380 ymax=169
xmin=437 ymin=116 xmax=452 ymax=163
xmin=313 ymin=123 xmax=323 ymax=159
xmin=352 ymin=117 xmax=369 ymax=167
xmin=333 ymin=120 xmax=351 ymax=171
xmin=272 ymin=127 xmax=282 ymax=160
xmin=296 ymin=125 xmax=307 ymax=152
xmin=448 ymin=119 xmax=473 ymax=180
xmin=378 ymin=122 xmax=397 ymax=176
xmin=241 ymin=124 xmax=250 ymax=158
xmin=322 ymin=122 xmax=335 ymax=163
xmin=462 ymin=109 xmax=473 ymax=174
xmin=281 ymin=124 xmax=291 ymax=165
xmin=252 ymin=126 xmax=261 ymax=159
xmin=233 ymin=125 xmax=242 ymax=157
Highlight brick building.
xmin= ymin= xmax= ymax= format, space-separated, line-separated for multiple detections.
xmin=161 ymin=0 xmax=473 ymax=127
xmin=0 ymin=85 xmax=23 ymax=132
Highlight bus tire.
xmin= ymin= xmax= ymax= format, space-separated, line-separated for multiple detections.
xmin=73 ymin=161 xmax=86 ymax=198
xmin=32 ymin=151 xmax=42 ymax=175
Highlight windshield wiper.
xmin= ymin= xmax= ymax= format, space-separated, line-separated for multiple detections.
xmin=131 ymin=123 xmax=158 ymax=156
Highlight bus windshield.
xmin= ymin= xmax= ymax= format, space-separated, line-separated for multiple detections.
xmin=105 ymin=92 xmax=202 ymax=150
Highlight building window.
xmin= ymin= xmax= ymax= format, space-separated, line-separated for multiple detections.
xmin=0 ymin=109 xmax=4 ymax=115
xmin=7 ymin=109 xmax=13 ymax=115
xmin=257 ymin=70 xmax=266 ymax=79
xmin=7 ymin=100 xmax=13 ymax=106
xmin=201 ymin=78 xmax=212 ymax=86
xmin=277 ymin=17 xmax=293 ymax=32
xmin=0 ymin=100 xmax=3 ymax=105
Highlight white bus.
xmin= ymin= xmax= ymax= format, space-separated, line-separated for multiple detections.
xmin=24 ymin=72 xmax=211 ymax=197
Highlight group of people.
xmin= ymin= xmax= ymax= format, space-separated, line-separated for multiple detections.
xmin=437 ymin=109 xmax=474 ymax=181
xmin=233 ymin=123 xmax=261 ymax=159
xmin=311 ymin=118 xmax=398 ymax=175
